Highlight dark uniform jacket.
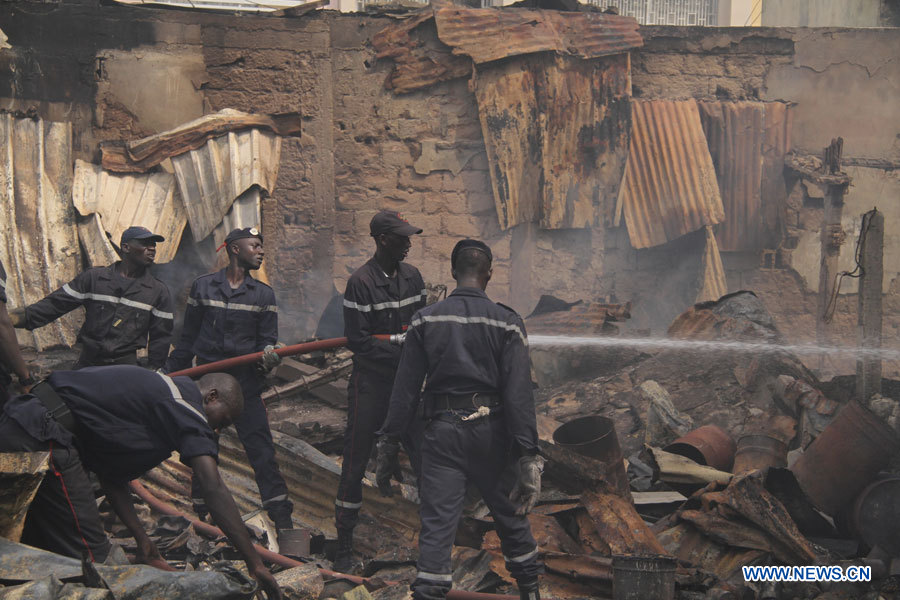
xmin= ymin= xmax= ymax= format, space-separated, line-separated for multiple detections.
xmin=380 ymin=287 xmax=538 ymax=453
xmin=0 ymin=259 xmax=10 ymax=397
xmin=1 ymin=366 xmax=217 ymax=484
xmin=22 ymin=263 xmax=174 ymax=369
xmin=165 ymin=269 xmax=277 ymax=372
xmin=343 ymin=258 xmax=426 ymax=374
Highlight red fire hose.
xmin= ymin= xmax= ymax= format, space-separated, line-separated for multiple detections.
xmin=167 ymin=335 xmax=394 ymax=379
xmin=128 ymin=481 xmax=514 ymax=600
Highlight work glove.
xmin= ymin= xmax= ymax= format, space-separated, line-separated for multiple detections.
xmin=509 ymin=454 xmax=543 ymax=516
xmin=8 ymin=308 xmax=25 ymax=328
xmin=258 ymin=343 xmax=284 ymax=373
xmin=389 ymin=332 xmax=406 ymax=345
xmin=375 ymin=436 xmax=403 ymax=497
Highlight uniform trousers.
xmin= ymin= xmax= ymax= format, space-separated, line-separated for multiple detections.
xmin=335 ymin=367 xmax=420 ymax=531
xmin=192 ymin=369 xmax=292 ymax=528
xmin=0 ymin=413 xmax=111 ymax=561
xmin=411 ymin=412 xmax=542 ymax=600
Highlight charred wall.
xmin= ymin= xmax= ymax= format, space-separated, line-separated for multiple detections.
xmin=1 ymin=4 xmax=898 ymax=378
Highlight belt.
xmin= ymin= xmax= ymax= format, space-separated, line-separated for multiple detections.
xmin=426 ymin=393 xmax=500 ymax=412
xmin=31 ymin=381 xmax=77 ymax=434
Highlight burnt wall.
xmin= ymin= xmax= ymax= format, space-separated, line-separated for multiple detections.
xmin=2 ymin=3 xmax=898 ymax=378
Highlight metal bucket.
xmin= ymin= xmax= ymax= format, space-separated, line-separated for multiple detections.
xmin=664 ymin=425 xmax=736 ymax=472
xmin=0 ymin=452 xmax=50 ymax=542
xmin=277 ymin=528 xmax=311 ymax=558
xmin=847 ymin=477 xmax=900 ymax=556
xmin=791 ymin=400 xmax=900 ymax=516
xmin=553 ymin=416 xmax=630 ymax=496
xmin=733 ymin=434 xmax=787 ymax=474
xmin=612 ymin=554 xmax=677 ymax=600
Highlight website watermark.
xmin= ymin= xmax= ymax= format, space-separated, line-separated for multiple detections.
xmin=743 ymin=565 xmax=872 ymax=583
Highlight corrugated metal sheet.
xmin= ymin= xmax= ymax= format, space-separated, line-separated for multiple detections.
xmin=140 ymin=429 xmax=420 ymax=548
xmin=698 ymin=101 xmax=792 ymax=252
xmin=0 ymin=114 xmax=80 ymax=350
xmin=171 ymin=129 xmax=281 ymax=242
xmin=475 ymin=53 xmax=631 ymax=230
xmin=616 ymin=99 xmax=724 ymax=249
xmin=433 ymin=7 xmax=643 ymax=64
xmin=101 ymin=109 xmax=299 ymax=173
xmin=114 ymin=0 xmax=319 ymax=12
xmin=72 ymin=160 xmax=186 ymax=266
xmin=696 ymin=225 xmax=727 ymax=303
xmin=372 ymin=10 xmax=472 ymax=95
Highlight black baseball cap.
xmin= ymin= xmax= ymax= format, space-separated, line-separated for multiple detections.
xmin=451 ymin=239 xmax=492 ymax=268
xmin=224 ymin=227 xmax=263 ymax=245
xmin=121 ymin=226 xmax=165 ymax=246
xmin=370 ymin=210 xmax=423 ymax=237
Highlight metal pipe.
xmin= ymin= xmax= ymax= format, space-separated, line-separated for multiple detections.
xmin=168 ymin=335 xmax=391 ymax=378
xmin=128 ymin=481 xmax=514 ymax=600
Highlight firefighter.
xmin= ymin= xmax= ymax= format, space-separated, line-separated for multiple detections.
xmin=164 ymin=227 xmax=293 ymax=532
xmin=376 ymin=239 xmax=544 ymax=600
xmin=0 ymin=257 xmax=34 ymax=399
xmin=333 ymin=210 xmax=427 ymax=572
xmin=9 ymin=226 xmax=174 ymax=370
xmin=0 ymin=366 xmax=282 ymax=599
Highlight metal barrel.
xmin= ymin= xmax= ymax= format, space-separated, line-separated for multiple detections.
xmin=612 ymin=555 xmax=677 ymax=600
xmin=791 ymin=400 xmax=900 ymax=516
xmin=732 ymin=434 xmax=787 ymax=474
xmin=847 ymin=477 xmax=900 ymax=556
xmin=663 ymin=425 xmax=736 ymax=472
xmin=553 ymin=416 xmax=630 ymax=496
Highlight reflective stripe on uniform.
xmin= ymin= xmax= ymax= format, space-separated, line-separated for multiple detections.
xmin=187 ymin=297 xmax=277 ymax=313
xmin=334 ymin=499 xmax=362 ymax=510
xmin=156 ymin=373 xmax=208 ymax=423
xmin=415 ymin=571 xmax=453 ymax=583
xmin=410 ymin=314 xmax=527 ymax=345
xmin=263 ymin=494 xmax=288 ymax=505
xmin=0 ymin=275 xmax=5 ymax=290
xmin=505 ymin=547 xmax=539 ymax=563
xmin=62 ymin=283 xmax=174 ymax=319
xmin=343 ymin=290 xmax=426 ymax=313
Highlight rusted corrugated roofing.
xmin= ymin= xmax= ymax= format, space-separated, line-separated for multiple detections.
xmin=696 ymin=225 xmax=727 ymax=303
xmin=0 ymin=114 xmax=80 ymax=351
xmin=72 ymin=160 xmax=186 ymax=266
xmin=476 ymin=53 xmax=631 ymax=230
xmin=616 ymin=99 xmax=724 ymax=249
xmin=101 ymin=109 xmax=299 ymax=173
xmin=171 ymin=128 xmax=281 ymax=242
xmin=434 ymin=6 xmax=642 ymax=64
xmin=699 ymin=101 xmax=792 ymax=252
xmin=113 ymin=0 xmax=321 ymax=12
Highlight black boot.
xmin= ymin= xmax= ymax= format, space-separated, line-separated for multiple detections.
xmin=518 ymin=579 xmax=540 ymax=600
xmin=333 ymin=528 xmax=354 ymax=573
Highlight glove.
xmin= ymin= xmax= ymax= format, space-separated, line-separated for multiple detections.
xmin=375 ymin=437 xmax=402 ymax=497
xmin=259 ymin=343 xmax=284 ymax=373
xmin=8 ymin=308 xmax=25 ymax=328
xmin=509 ymin=454 xmax=543 ymax=516
xmin=389 ymin=332 xmax=406 ymax=345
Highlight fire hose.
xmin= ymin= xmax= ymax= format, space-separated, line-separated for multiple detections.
xmin=128 ymin=481 xmax=515 ymax=600
xmin=167 ymin=334 xmax=401 ymax=379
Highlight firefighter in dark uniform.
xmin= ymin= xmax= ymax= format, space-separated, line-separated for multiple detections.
xmin=376 ymin=239 xmax=544 ymax=600
xmin=9 ymin=226 xmax=174 ymax=370
xmin=0 ymin=258 xmax=35 ymax=399
xmin=333 ymin=210 xmax=427 ymax=572
xmin=0 ymin=366 xmax=283 ymax=599
xmin=164 ymin=227 xmax=293 ymax=531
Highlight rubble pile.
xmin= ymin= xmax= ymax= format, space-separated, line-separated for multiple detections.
xmin=3 ymin=292 xmax=900 ymax=599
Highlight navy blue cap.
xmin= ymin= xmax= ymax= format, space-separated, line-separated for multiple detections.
xmin=121 ymin=226 xmax=165 ymax=246
xmin=224 ymin=227 xmax=263 ymax=245
xmin=370 ymin=210 xmax=423 ymax=237
xmin=451 ymin=239 xmax=492 ymax=268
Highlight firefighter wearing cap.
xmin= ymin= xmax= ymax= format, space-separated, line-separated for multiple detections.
xmin=376 ymin=239 xmax=544 ymax=600
xmin=9 ymin=226 xmax=174 ymax=370
xmin=0 ymin=257 xmax=35 ymax=400
xmin=333 ymin=210 xmax=427 ymax=572
xmin=164 ymin=227 xmax=293 ymax=531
